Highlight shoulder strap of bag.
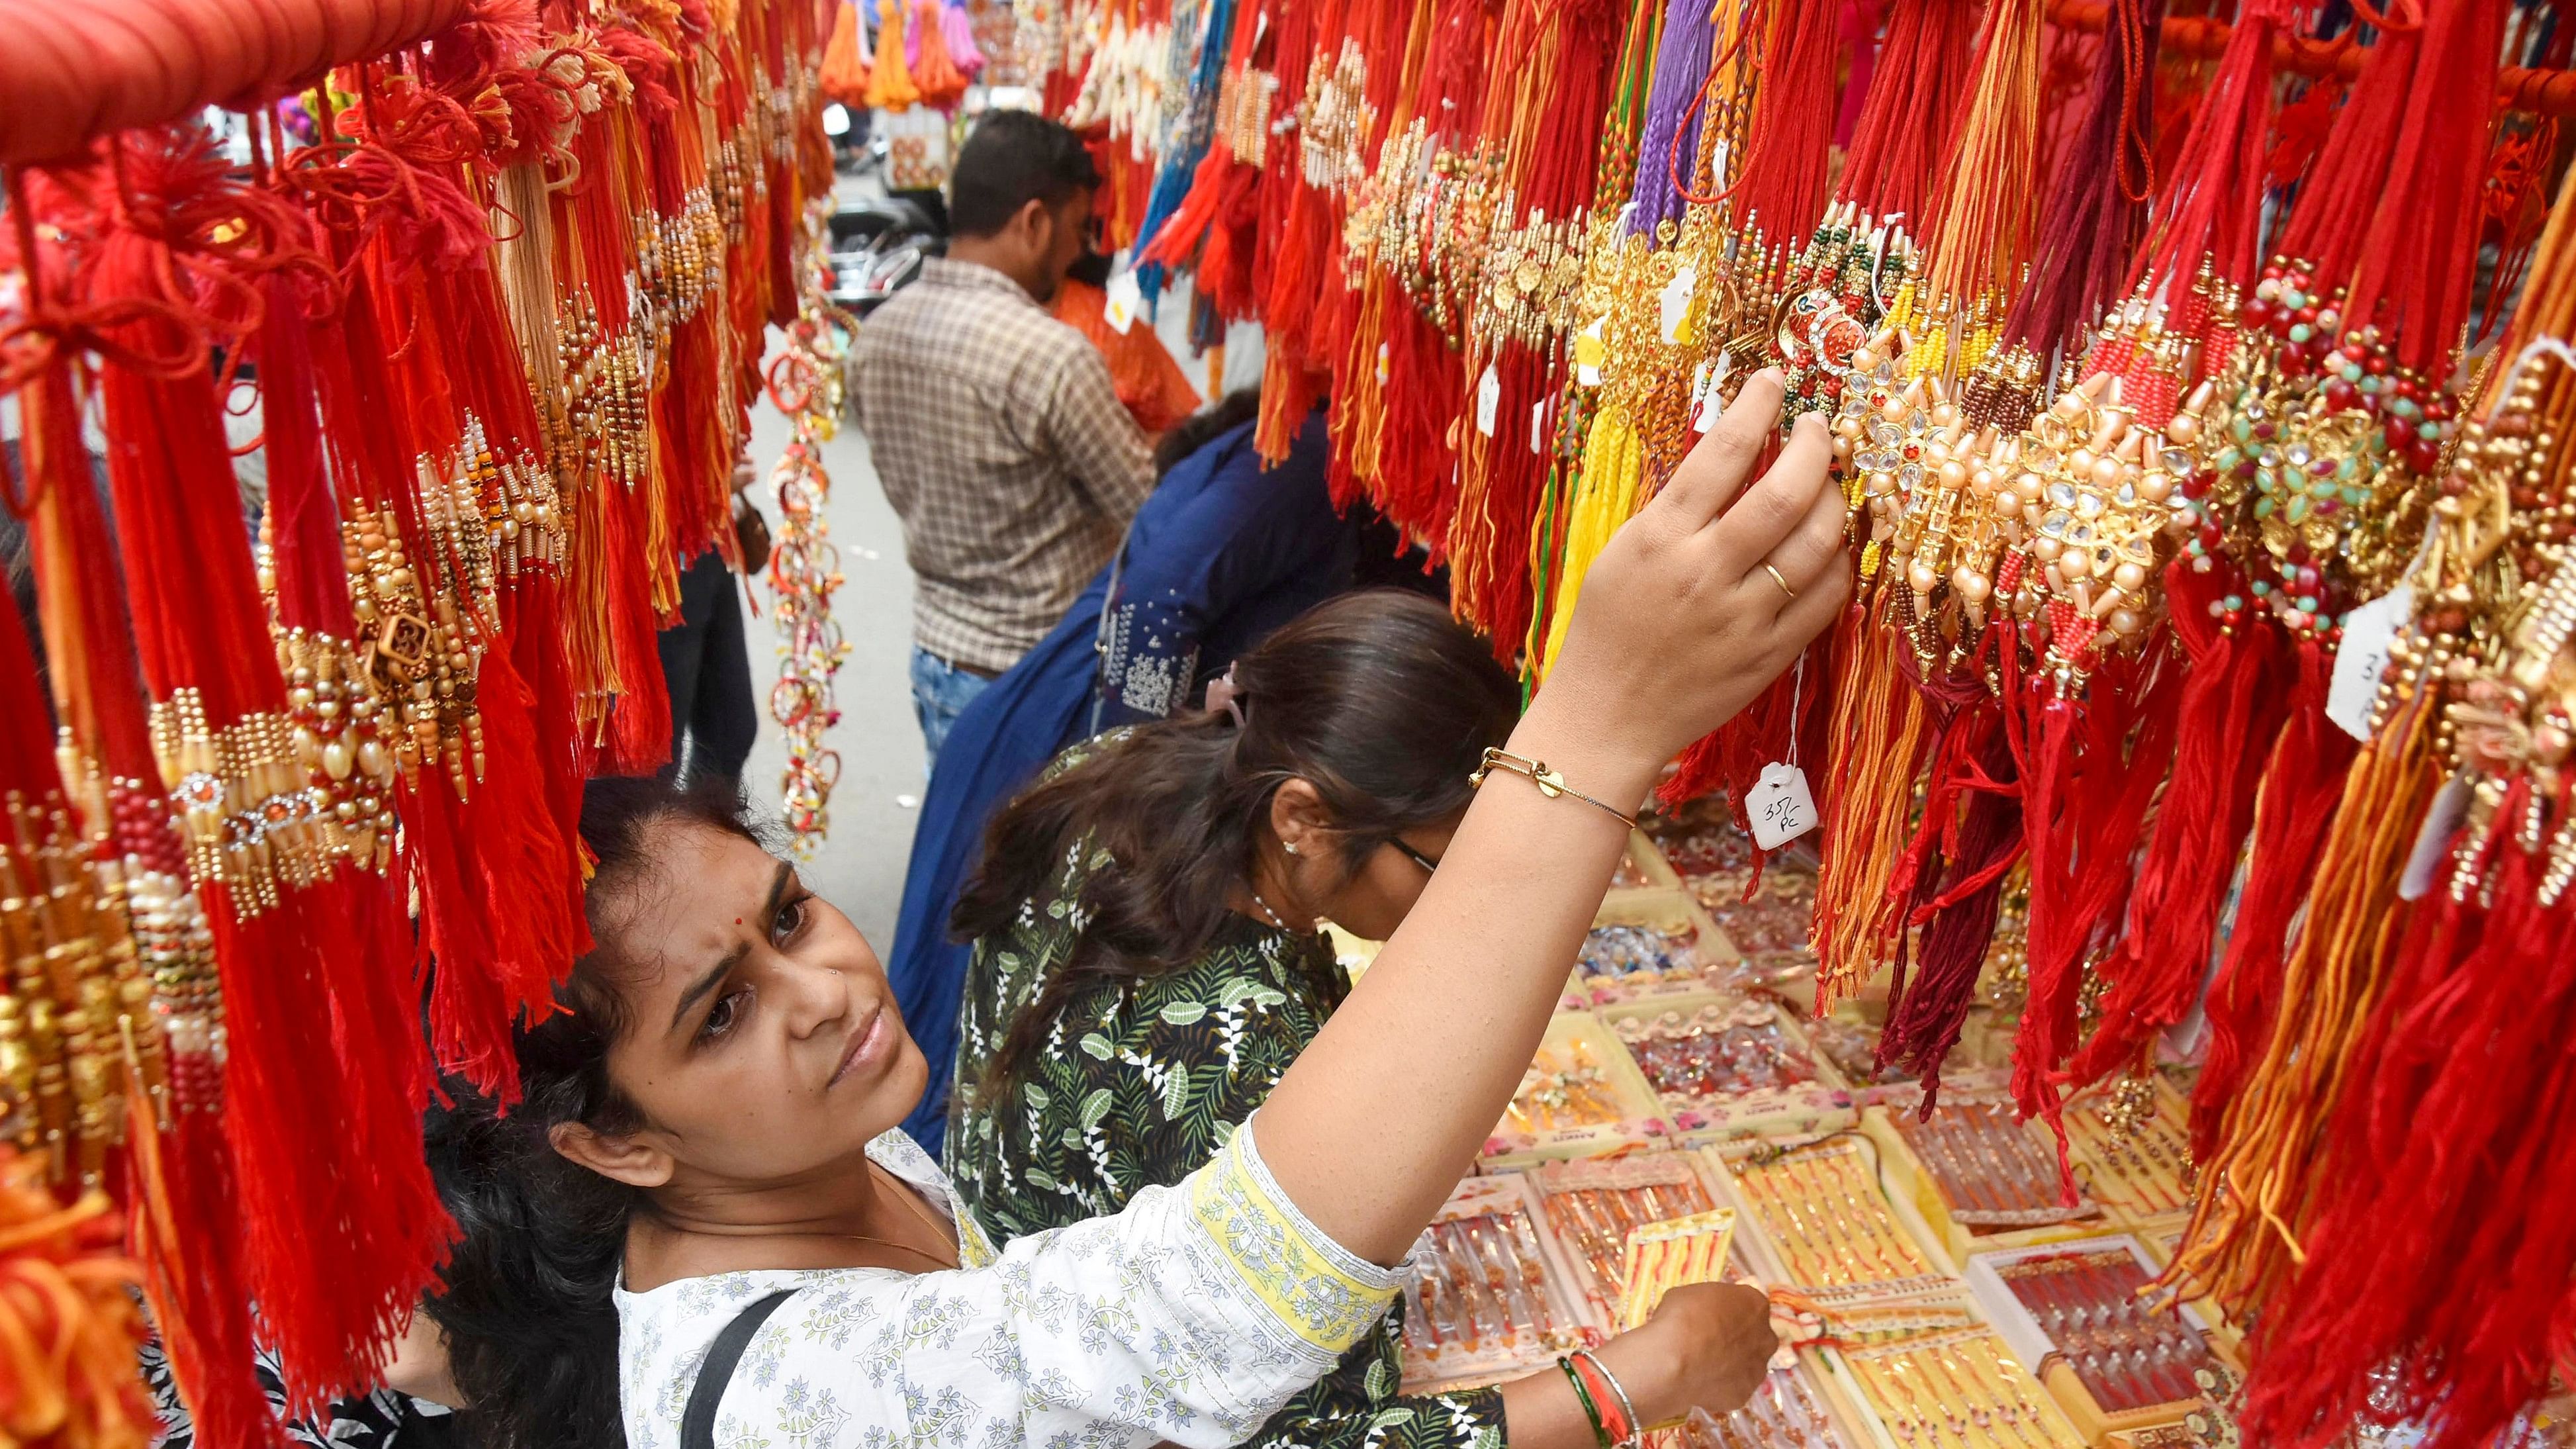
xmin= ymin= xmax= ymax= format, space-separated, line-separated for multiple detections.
xmin=680 ymin=1289 xmax=799 ymax=1449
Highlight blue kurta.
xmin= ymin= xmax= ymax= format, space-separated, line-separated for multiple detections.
xmin=890 ymin=408 xmax=1354 ymax=1153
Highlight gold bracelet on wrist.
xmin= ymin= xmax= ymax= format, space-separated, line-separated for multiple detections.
xmin=1469 ymin=748 xmax=1639 ymax=830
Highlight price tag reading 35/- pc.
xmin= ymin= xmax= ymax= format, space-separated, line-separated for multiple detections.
xmin=1744 ymin=761 xmax=1818 ymax=850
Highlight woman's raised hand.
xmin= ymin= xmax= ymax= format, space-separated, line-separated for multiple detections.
xmin=1252 ymin=371 xmax=1847 ymax=1270
xmin=1541 ymin=369 xmax=1850 ymax=771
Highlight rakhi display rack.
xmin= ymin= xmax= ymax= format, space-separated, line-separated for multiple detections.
xmin=1401 ymin=1173 xmax=1603 ymax=1392
xmin=1966 ymin=1237 xmax=2223 ymax=1444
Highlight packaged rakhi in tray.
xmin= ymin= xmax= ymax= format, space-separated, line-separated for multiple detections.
xmin=1530 ymin=1152 xmax=1727 ymax=1324
xmin=1721 ymin=1140 xmax=1953 ymax=1304
xmin=1608 ymin=997 xmax=1855 ymax=1141
xmin=1663 ymin=1368 xmax=1861 ymax=1449
xmin=1401 ymin=1174 xmax=1599 ymax=1391
xmin=1966 ymin=1237 xmax=2220 ymax=1440
xmin=1840 ymin=1327 xmax=2089 ymax=1449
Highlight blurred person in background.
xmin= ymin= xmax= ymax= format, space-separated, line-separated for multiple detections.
xmin=849 ymin=109 xmax=1152 ymax=770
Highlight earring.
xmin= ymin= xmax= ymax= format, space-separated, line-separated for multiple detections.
xmin=1284 ymin=841 xmax=1301 ymax=856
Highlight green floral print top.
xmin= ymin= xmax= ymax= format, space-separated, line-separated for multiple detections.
xmin=948 ymin=768 xmax=1509 ymax=1449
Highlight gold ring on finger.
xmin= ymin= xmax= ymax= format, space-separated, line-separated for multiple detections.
xmin=1763 ymin=563 xmax=1798 ymax=600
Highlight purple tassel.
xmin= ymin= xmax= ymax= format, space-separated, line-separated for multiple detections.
xmin=1629 ymin=0 xmax=1725 ymax=238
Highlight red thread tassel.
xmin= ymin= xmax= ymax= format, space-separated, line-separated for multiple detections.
xmin=2001 ymin=641 xmax=2178 ymax=1195
xmin=2066 ymin=564 xmax=2290 ymax=1087
xmin=2188 ymin=643 xmax=2355 ymax=1158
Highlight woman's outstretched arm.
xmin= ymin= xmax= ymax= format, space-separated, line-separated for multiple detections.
xmin=1250 ymin=371 xmax=1848 ymax=1413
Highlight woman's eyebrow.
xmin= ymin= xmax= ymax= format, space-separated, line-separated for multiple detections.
xmin=667 ymin=861 xmax=792 ymax=1033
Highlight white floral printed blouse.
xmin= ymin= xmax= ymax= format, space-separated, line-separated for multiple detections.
xmin=614 ymin=1117 xmax=1403 ymax=1449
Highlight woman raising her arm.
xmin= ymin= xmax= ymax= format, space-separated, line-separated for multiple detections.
xmin=425 ymin=373 xmax=1848 ymax=1449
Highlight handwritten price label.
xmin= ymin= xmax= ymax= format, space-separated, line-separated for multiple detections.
xmin=1744 ymin=761 xmax=1817 ymax=849
xmin=2326 ymin=586 xmax=2411 ymax=741
xmin=1475 ymin=363 xmax=1501 ymax=438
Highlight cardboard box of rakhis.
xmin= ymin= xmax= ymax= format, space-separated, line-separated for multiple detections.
xmin=1966 ymin=1235 xmax=2224 ymax=1446
xmin=1861 ymin=1080 xmax=2109 ymax=1263
xmin=1482 ymin=1011 xmax=1675 ymax=1168
xmin=1566 ymin=890 xmax=1745 ymax=1010
xmin=1596 ymin=989 xmax=1857 ymax=1145
xmin=1399 ymin=1171 xmax=1604 ymax=1394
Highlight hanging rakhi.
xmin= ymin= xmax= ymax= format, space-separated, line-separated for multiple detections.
xmin=2060 ymin=0 xmax=2307 ymax=1099
xmin=30 ymin=127 xmax=448 ymax=1417
xmin=1931 ymin=0 xmax=2187 ymax=1135
xmin=551 ymin=70 xmax=684 ymax=775
xmin=2226 ymin=324 xmax=2576 ymax=1449
xmin=1324 ymin=0 xmax=1455 ymax=514
xmin=1303 ymin=0 xmax=1415 ymax=494
xmin=1801 ymin=0 xmax=2052 ymax=1017
xmin=0 ymin=583 xmax=165 ymax=1449
xmin=1131 ymin=0 xmax=1274 ymax=320
xmin=0 ymin=193 xmax=275 ymax=1448
xmin=1714 ymin=0 xmax=1956 ymax=953
xmin=1130 ymin=0 xmax=1238 ymax=305
xmin=1508 ymin=0 xmax=1663 ymax=668
xmin=1305 ymin=0 xmax=1495 ymax=541
xmin=764 ymin=209 xmax=859 ymax=857
xmin=276 ymin=64 xmax=589 ymax=1101
xmin=1444 ymin=0 xmax=1630 ymax=660
xmin=1528 ymin=0 xmax=1716 ymax=677
xmin=2168 ymin=0 xmax=2506 ymax=1319
xmin=1252 ymin=0 xmax=1374 ymax=459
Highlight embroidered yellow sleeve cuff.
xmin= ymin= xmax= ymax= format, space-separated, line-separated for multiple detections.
xmin=1185 ymin=1115 xmax=1405 ymax=1356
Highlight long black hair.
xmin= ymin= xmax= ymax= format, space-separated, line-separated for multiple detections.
xmin=420 ymin=774 xmax=765 ymax=1449
xmin=952 ymin=589 xmax=1518 ymax=1101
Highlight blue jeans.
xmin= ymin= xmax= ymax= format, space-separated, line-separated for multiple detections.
xmin=910 ymin=645 xmax=995 ymax=772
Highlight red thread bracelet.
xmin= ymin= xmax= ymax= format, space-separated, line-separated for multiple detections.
xmin=1570 ymin=1350 xmax=1635 ymax=1444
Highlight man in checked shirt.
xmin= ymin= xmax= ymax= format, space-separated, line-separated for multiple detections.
xmin=852 ymin=111 xmax=1156 ymax=771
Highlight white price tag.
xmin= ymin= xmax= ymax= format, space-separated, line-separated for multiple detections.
xmin=1375 ymin=341 xmax=1391 ymax=387
xmin=1475 ymin=363 xmax=1501 ymax=438
xmin=2326 ymin=586 xmax=2411 ymax=741
xmin=1575 ymin=315 xmax=1607 ymax=387
xmin=1530 ymin=398 xmax=1549 ymax=454
xmin=2399 ymin=773 xmax=2473 ymax=900
xmin=1103 ymin=271 xmax=1143 ymax=335
xmin=1659 ymin=266 xmax=1698 ymax=346
xmin=1743 ymin=761 xmax=1818 ymax=849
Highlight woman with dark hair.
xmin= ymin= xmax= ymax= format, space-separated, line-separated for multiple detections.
xmin=885 ymin=389 xmax=1433 ymax=1152
xmin=414 ymin=379 xmax=1846 ymax=1449
xmin=941 ymin=589 xmax=1564 ymax=1449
